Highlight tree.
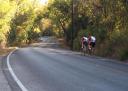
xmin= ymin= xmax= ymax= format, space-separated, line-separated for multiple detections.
xmin=0 ymin=0 xmax=16 ymax=48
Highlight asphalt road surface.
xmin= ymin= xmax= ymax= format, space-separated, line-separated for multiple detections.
xmin=3 ymin=37 xmax=128 ymax=91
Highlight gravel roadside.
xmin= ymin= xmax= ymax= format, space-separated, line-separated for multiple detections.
xmin=0 ymin=56 xmax=11 ymax=91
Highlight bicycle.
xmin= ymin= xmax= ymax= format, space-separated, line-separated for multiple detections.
xmin=88 ymin=44 xmax=95 ymax=55
xmin=81 ymin=42 xmax=88 ymax=56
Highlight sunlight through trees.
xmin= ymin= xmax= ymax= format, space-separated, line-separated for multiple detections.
xmin=0 ymin=0 xmax=127 ymax=60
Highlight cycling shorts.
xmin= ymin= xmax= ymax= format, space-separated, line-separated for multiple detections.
xmin=83 ymin=41 xmax=88 ymax=46
xmin=90 ymin=42 xmax=95 ymax=47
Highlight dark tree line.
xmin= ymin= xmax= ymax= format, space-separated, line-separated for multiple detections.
xmin=43 ymin=0 xmax=128 ymax=60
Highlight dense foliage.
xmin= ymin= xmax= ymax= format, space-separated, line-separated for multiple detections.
xmin=0 ymin=0 xmax=44 ymax=47
xmin=43 ymin=0 xmax=128 ymax=60
xmin=0 ymin=0 xmax=127 ymax=60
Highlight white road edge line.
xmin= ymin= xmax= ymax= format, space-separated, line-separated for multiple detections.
xmin=7 ymin=50 xmax=28 ymax=91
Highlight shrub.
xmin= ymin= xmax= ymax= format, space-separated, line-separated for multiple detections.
xmin=73 ymin=37 xmax=81 ymax=51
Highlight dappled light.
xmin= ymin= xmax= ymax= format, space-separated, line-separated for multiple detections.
xmin=39 ymin=0 xmax=48 ymax=5
xmin=0 ymin=0 xmax=127 ymax=60
xmin=0 ymin=1 xmax=128 ymax=91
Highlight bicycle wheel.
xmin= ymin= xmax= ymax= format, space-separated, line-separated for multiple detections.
xmin=83 ymin=45 xmax=87 ymax=55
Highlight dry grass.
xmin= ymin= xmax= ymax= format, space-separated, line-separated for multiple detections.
xmin=0 ymin=47 xmax=17 ymax=56
xmin=58 ymin=38 xmax=69 ymax=49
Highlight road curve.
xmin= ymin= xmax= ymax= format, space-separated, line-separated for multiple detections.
xmin=4 ymin=47 xmax=128 ymax=91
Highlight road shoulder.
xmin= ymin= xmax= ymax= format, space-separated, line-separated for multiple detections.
xmin=0 ymin=56 xmax=11 ymax=91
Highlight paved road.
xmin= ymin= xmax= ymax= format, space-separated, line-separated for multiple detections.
xmin=3 ymin=37 xmax=128 ymax=91
xmin=3 ymin=47 xmax=128 ymax=91
xmin=0 ymin=57 xmax=11 ymax=91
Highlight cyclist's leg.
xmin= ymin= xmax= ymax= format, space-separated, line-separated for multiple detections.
xmin=80 ymin=42 xmax=83 ymax=55
xmin=81 ymin=46 xmax=83 ymax=55
xmin=88 ymin=44 xmax=91 ymax=54
xmin=91 ymin=42 xmax=95 ymax=54
xmin=94 ymin=42 xmax=96 ymax=53
xmin=81 ymin=42 xmax=84 ymax=55
xmin=90 ymin=42 xmax=93 ymax=55
xmin=82 ymin=42 xmax=86 ymax=55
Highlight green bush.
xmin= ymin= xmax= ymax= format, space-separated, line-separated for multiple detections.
xmin=119 ymin=48 xmax=128 ymax=61
xmin=73 ymin=37 xmax=81 ymax=51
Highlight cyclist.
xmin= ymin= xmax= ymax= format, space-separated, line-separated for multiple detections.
xmin=81 ymin=36 xmax=88 ymax=49
xmin=81 ymin=36 xmax=88 ymax=55
xmin=88 ymin=34 xmax=96 ymax=53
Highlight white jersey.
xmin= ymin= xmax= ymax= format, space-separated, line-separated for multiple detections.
xmin=91 ymin=36 xmax=96 ymax=42
xmin=83 ymin=37 xmax=88 ymax=42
